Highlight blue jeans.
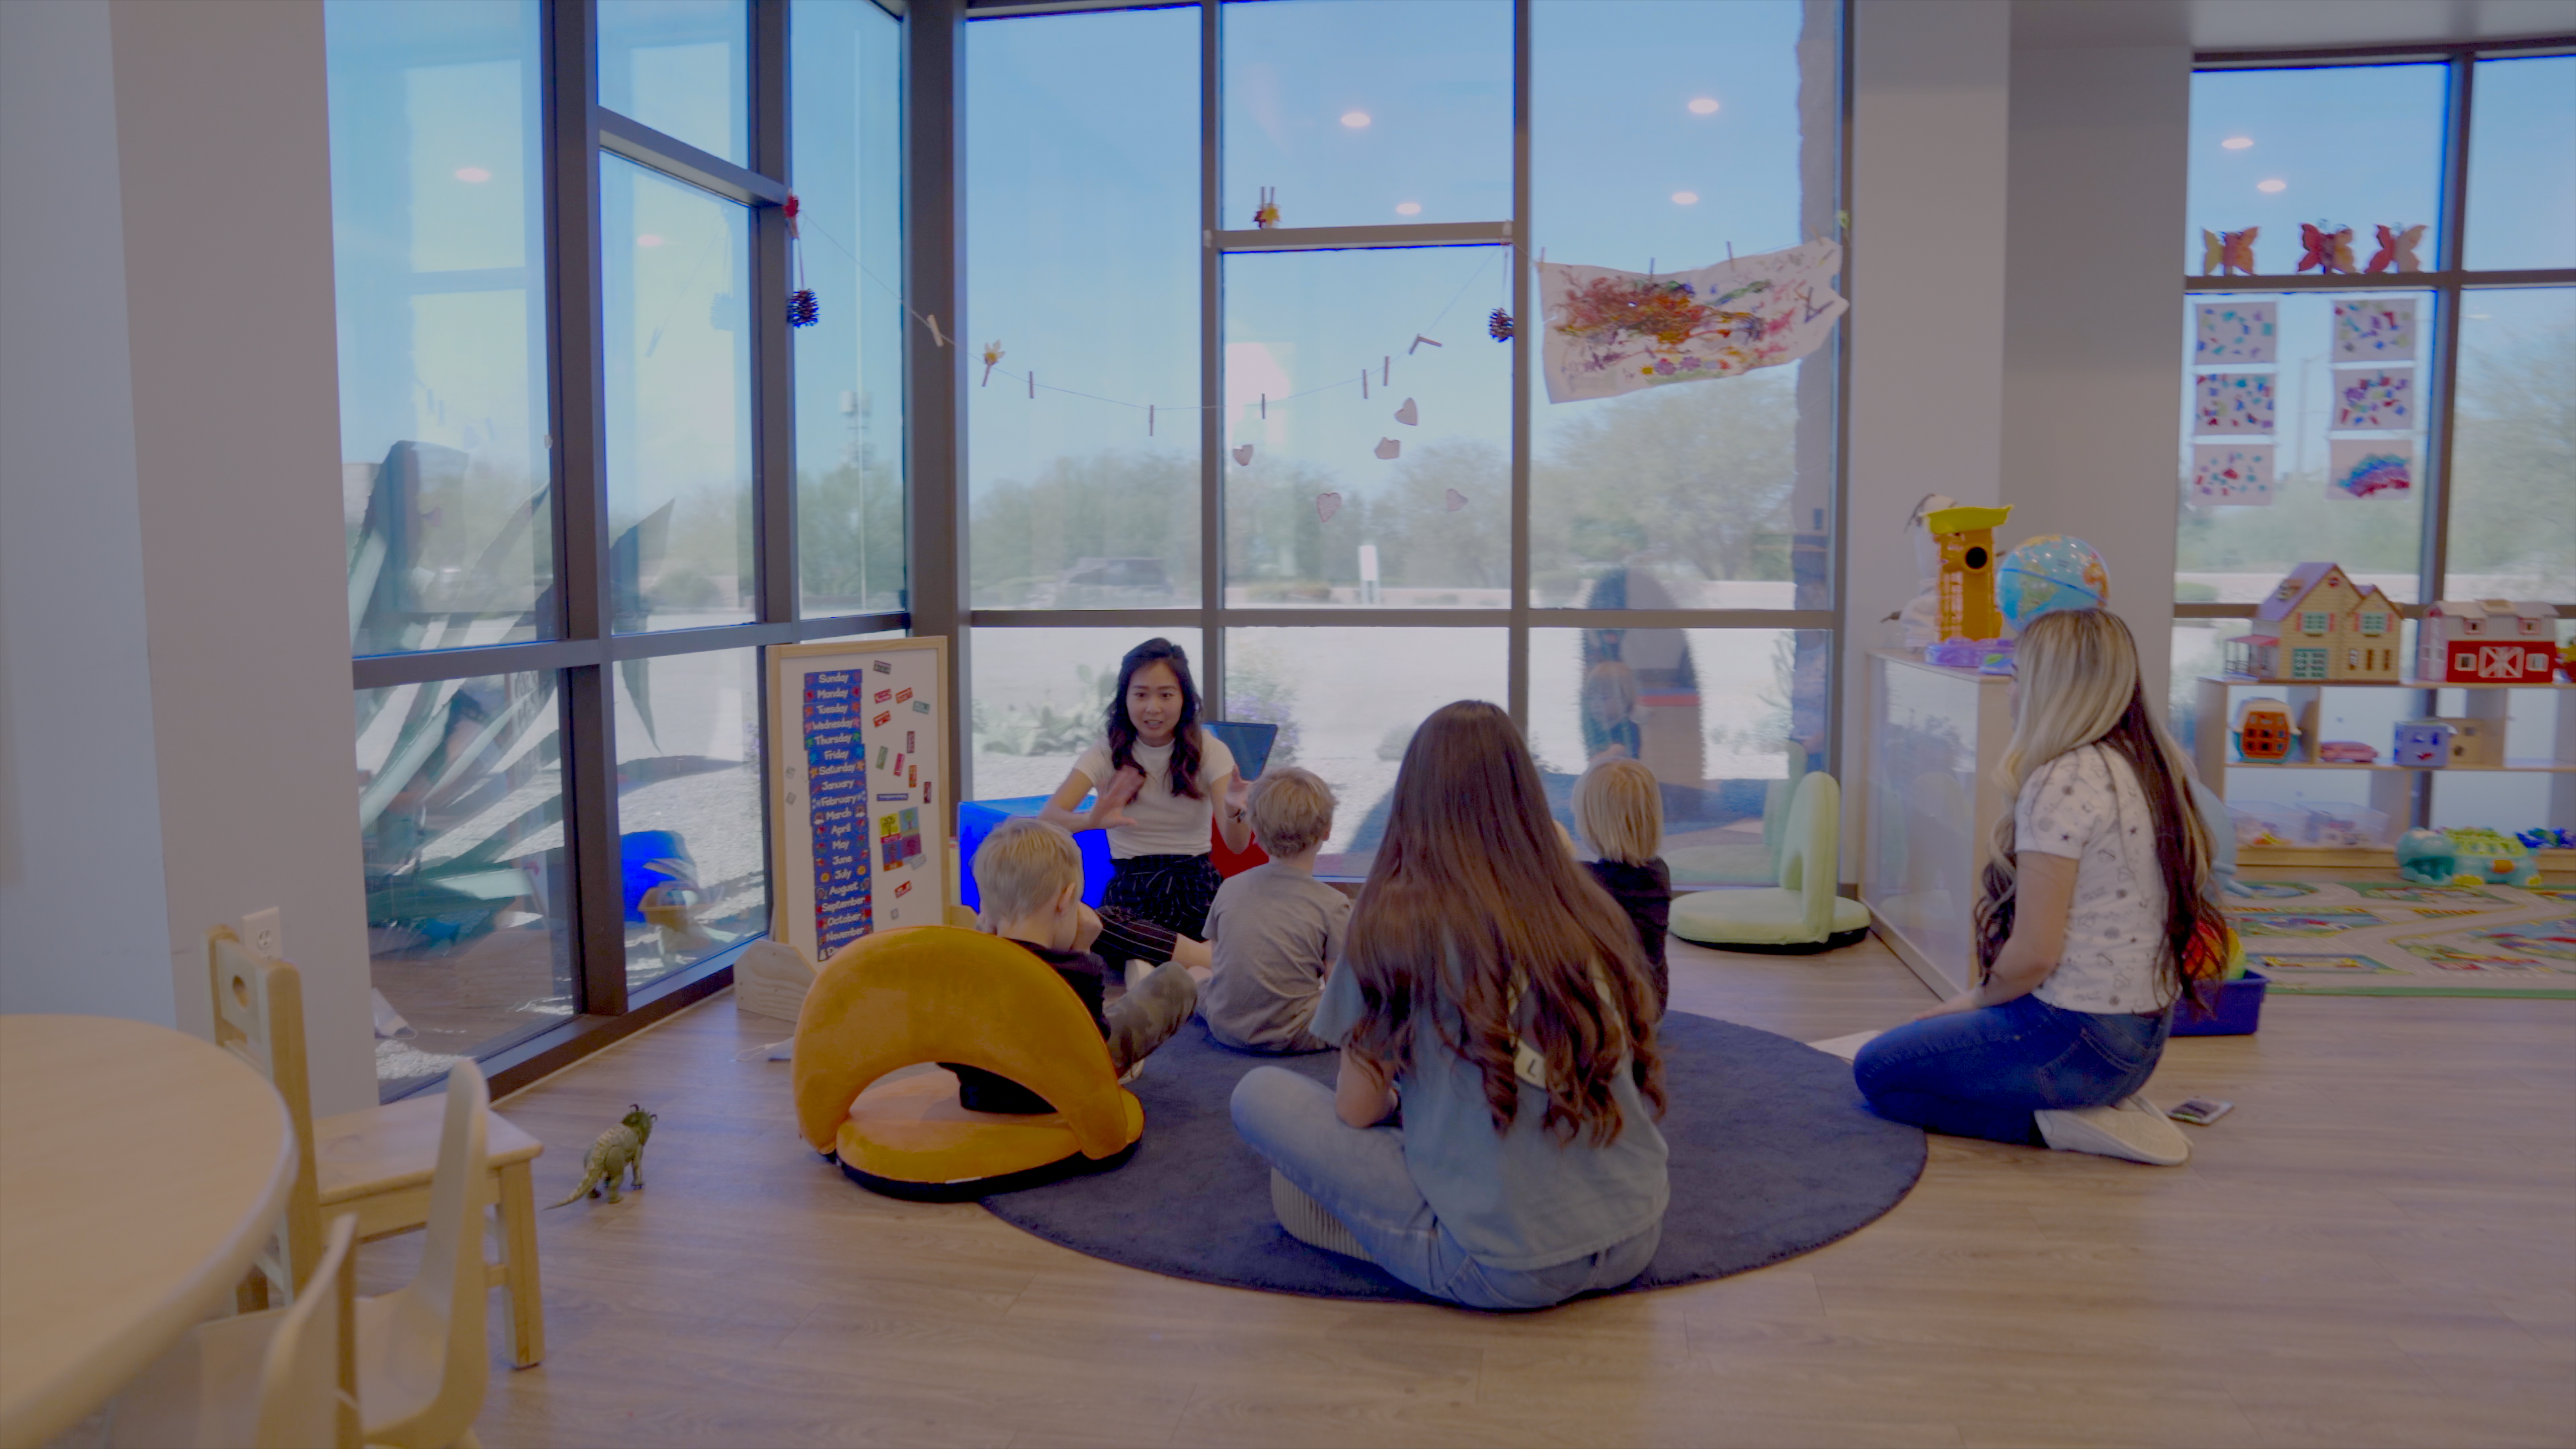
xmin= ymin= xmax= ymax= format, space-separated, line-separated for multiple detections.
xmin=1853 ymin=994 xmax=2172 ymax=1146
xmin=1229 ymin=1067 xmax=1661 ymax=1311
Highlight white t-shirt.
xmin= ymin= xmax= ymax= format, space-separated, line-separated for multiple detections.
xmin=1072 ymin=727 xmax=1237 ymax=859
xmin=2016 ymin=744 xmax=2174 ymax=1014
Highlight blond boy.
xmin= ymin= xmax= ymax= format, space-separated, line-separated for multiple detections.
xmin=1573 ymin=757 xmax=1671 ymax=1014
xmin=948 ymin=818 xmax=1201 ymax=1112
xmin=1201 ymin=768 xmax=1350 ymax=1054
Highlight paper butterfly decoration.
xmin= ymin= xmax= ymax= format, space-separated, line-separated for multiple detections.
xmin=1231 ymin=445 xmax=1254 ymax=466
xmin=2201 ymin=227 xmax=2259 ymax=277
xmin=1394 ymin=399 xmax=1419 ymax=426
xmin=1315 ymin=492 xmax=1341 ymax=524
xmin=1488 ymin=308 xmax=1515 ymax=342
xmin=979 ymin=341 xmax=1003 ymax=387
xmin=2297 ymin=223 xmax=2358 ymax=275
xmin=1253 ymin=186 xmax=1280 ymax=230
xmin=2365 ymin=223 xmax=2425 ymax=275
xmin=1374 ymin=438 xmax=1402 ymax=460
xmin=1443 ymin=489 xmax=1469 ymax=513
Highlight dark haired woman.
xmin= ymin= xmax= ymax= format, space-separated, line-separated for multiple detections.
xmin=1231 ymin=700 xmax=1667 ymax=1310
xmin=1853 ymin=609 xmax=2222 ymax=1166
xmin=1039 ymin=637 xmax=1247 ymax=973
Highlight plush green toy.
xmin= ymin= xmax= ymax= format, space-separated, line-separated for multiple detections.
xmin=550 ymin=1103 xmax=657 ymax=1208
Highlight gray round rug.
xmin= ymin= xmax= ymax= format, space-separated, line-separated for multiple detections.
xmin=979 ymin=1011 xmax=1925 ymax=1302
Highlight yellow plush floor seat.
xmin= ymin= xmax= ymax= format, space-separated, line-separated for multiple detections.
xmin=833 ymin=1069 xmax=1143 ymax=1201
xmin=794 ymin=925 xmax=1146 ymax=1202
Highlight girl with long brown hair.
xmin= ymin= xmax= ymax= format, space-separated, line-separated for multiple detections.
xmin=1230 ymin=701 xmax=1669 ymax=1309
xmin=1853 ymin=609 xmax=2222 ymax=1165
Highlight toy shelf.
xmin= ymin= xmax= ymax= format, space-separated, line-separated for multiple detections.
xmin=2240 ymin=844 xmax=2576 ymax=869
xmin=2205 ymin=675 xmax=2573 ymax=691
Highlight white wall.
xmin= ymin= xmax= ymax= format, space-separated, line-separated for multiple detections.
xmin=0 ymin=0 xmax=176 ymax=1025
xmin=2000 ymin=40 xmax=2191 ymax=709
xmin=1842 ymin=0 xmax=2015 ymax=869
xmin=0 ymin=1 xmax=373 ymax=1112
xmin=108 ymin=0 xmax=376 ymax=1113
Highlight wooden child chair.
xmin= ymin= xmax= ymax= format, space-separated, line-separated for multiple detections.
xmin=208 ymin=926 xmax=548 ymax=1367
xmin=110 ymin=1213 xmax=362 ymax=1449
xmin=793 ymin=924 xmax=1145 ymax=1200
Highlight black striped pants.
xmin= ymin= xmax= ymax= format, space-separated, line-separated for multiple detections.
xmin=1092 ymin=853 xmax=1223 ymax=964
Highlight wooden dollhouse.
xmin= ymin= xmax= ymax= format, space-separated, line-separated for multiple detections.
xmin=2414 ymin=599 xmax=2558 ymax=684
xmin=2223 ymin=563 xmax=2403 ymax=682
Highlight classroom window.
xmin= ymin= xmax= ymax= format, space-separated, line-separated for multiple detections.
xmin=329 ymin=0 xmax=906 ymax=1099
xmin=958 ymin=1 xmax=1846 ymax=851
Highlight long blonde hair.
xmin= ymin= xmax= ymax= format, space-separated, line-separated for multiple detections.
xmin=1976 ymin=610 xmax=2219 ymax=1001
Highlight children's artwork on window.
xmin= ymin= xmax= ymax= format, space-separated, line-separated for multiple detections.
xmin=2328 ymin=437 xmax=2413 ymax=499
xmin=1537 ymin=239 xmax=1847 ymax=404
xmin=2194 ymin=302 xmax=2278 ymax=364
xmin=2365 ymin=224 xmax=2426 ymax=274
xmin=2191 ymin=444 xmax=2276 ymax=506
xmin=2332 ymin=299 xmax=2417 ymax=360
xmin=2331 ymin=367 xmax=2413 ymax=431
xmin=2194 ymin=372 xmax=2277 ymax=435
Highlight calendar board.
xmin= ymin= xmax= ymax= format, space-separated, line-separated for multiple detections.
xmin=767 ymin=636 xmax=952 ymax=967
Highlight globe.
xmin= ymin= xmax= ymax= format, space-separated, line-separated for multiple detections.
xmin=1997 ymin=535 xmax=2110 ymax=632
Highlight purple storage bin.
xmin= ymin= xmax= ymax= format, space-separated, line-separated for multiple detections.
xmin=2171 ymin=969 xmax=2268 ymax=1036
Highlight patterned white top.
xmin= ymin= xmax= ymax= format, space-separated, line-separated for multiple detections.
xmin=2016 ymin=744 xmax=2173 ymax=1013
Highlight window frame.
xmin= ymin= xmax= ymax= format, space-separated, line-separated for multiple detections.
xmin=930 ymin=0 xmax=1854 ymax=837
xmin=345 ymin=0 xmax=909 ymax=1098
xmin=2181 ymin=36 xmax=2575 ymax=832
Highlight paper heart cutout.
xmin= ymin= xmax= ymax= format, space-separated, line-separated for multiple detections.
xmin=1316 ymin=492 xmax=1342 ymax=524
xmin=1394 ymin=398 xmax=1419 ymax=426
xmin=1232 ymin=444 xmax=1254 ymax=466
xmin=1375 ymin=438 xmax=1401 ymax=460
xmin=1444 ymin=488 xmax=1468 ymax=512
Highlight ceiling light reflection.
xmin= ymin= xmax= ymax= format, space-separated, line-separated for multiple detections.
xmin=454 ymin=167 xmax=493 ymax=183
xmin=2256 ymin=179 xmax=2286 ymax=193
xmin=1340 ymin=110 xmax=1372 ymax=129
xmin=1394 ymin=201 xmax=1422 ymax=216
xmin=1687 ymin=97 xmax=1720 ymax=115
xmin=2221 ymin=136 xmax=2253 ymax=150
xmin=1671 ymin=191 xmax=1699 ymax=205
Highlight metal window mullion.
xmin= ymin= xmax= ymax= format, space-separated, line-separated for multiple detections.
xmin=1822 ymin=0 xmax=1855 ymax=792
xmin=1506 ymin=0 xmax=1531 ymax=734
xmin=906 ymin=0 xmax=969 ymax=805
xmin=751 ymin=0 xmax=792 ymax=938
xmin=1199 ymin=0 xmax=1226 ymax=705
xmin=545 ymin=0 xmax=628 ymax=1016
xmin=2411 ymin=53 xmax=2478 ymax=831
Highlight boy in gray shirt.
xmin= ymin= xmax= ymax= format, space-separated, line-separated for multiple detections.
xmin=1202 ymin=767 xmax=1349 ymax=1054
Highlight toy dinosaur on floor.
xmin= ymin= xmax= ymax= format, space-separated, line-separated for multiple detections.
xmin=549 ymin=1103 xmax=657 ymax=1208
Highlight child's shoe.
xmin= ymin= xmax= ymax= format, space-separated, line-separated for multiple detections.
xmin=1270 ymin=1170 xmax=1370 ymax=1260
xmin=2034 ymin=1094 xmax=2191 ymax=1166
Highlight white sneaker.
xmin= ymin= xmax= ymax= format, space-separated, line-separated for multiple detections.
xmin=2034 ymin=1094 xmax=2191 ymax=1166
xmin=1270 ymin=1170 xmax=1372 ymax=1260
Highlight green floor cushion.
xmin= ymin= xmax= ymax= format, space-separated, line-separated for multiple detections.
xmin=1670 ymin=887 xmax=1872 ymax=947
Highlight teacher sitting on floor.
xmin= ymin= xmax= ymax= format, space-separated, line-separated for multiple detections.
xmin=1853 ymin=608 xmax=2223 ymax=1166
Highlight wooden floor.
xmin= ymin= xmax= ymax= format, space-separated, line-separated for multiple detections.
xmin=357 ymin=924 xmax=2576 ymax=1448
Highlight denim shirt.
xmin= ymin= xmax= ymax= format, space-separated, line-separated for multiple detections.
xmin=1312 ymin=959 xmax=1669 ymax=1271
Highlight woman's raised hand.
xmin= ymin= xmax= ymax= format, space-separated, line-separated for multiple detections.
xmin=1088 ymin=765 xmax=1147 ymax=832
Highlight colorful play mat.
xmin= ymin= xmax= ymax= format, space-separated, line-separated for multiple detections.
xmin=2227 ymin=880 xmax=2576 ymax=998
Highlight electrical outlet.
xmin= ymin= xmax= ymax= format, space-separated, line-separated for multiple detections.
xmin=242 ymin=907 xmax=282 ymax=959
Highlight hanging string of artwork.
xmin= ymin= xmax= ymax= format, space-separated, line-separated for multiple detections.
xmin=791 ymin=196 xmax=1851 ymax=486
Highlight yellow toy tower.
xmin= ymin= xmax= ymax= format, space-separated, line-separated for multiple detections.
xmin=1925 ymin=504 xmax=2014 ymax=641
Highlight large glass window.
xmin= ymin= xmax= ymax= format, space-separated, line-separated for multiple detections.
xmin=959 ymin=1 xmax=1846 ymax=872
xmin=2173 ymin=48 xmax=2575 ymax=836
xmin=792 ymin=0 xmax=907 ymax=615
xmin=329 ymin=0 xmax=904 ymax=1099
xmin=1221 ymin=0 xmax=1512 ymax=231
xmin=327 ymin=0 xmax=553 ymax=657
xmin=965 ymin=9 xmax=1201 ymax=611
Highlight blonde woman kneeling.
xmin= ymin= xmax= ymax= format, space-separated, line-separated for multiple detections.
xmin=1854 ymin=610 xmax=2221 ymax=1165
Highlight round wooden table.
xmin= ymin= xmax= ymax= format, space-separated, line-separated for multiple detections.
xmin=0 ymin=1015 xmax=295 ymax=1449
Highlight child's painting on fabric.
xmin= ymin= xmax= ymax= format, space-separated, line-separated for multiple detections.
xmin=2332 ymin=367 xmax=2413 ymax=431
xmin=2193 ymin=302 xmax=2278 ymax=364
xmin=2328 ymin=438 xmax=2413 ymax=499
xmin=1537 ymin=240 xmax=1847 ymax=404
xmin=2194 ymin=372 xmax=2277 ymax=435
xmin=2332 ymin=299 xmax=2417 ymax=361
xmin=2190 ymin=444 xmax=2275 ymax=506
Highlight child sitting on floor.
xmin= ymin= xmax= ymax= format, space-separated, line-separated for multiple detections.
xmin=1201 ymin=768 xmax=1350 ymax=1054
xmin=1574 ymin=757 xmax=1673 ymax=1017
xmin=944 ymin=819 xmax=1205 ymax=1113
